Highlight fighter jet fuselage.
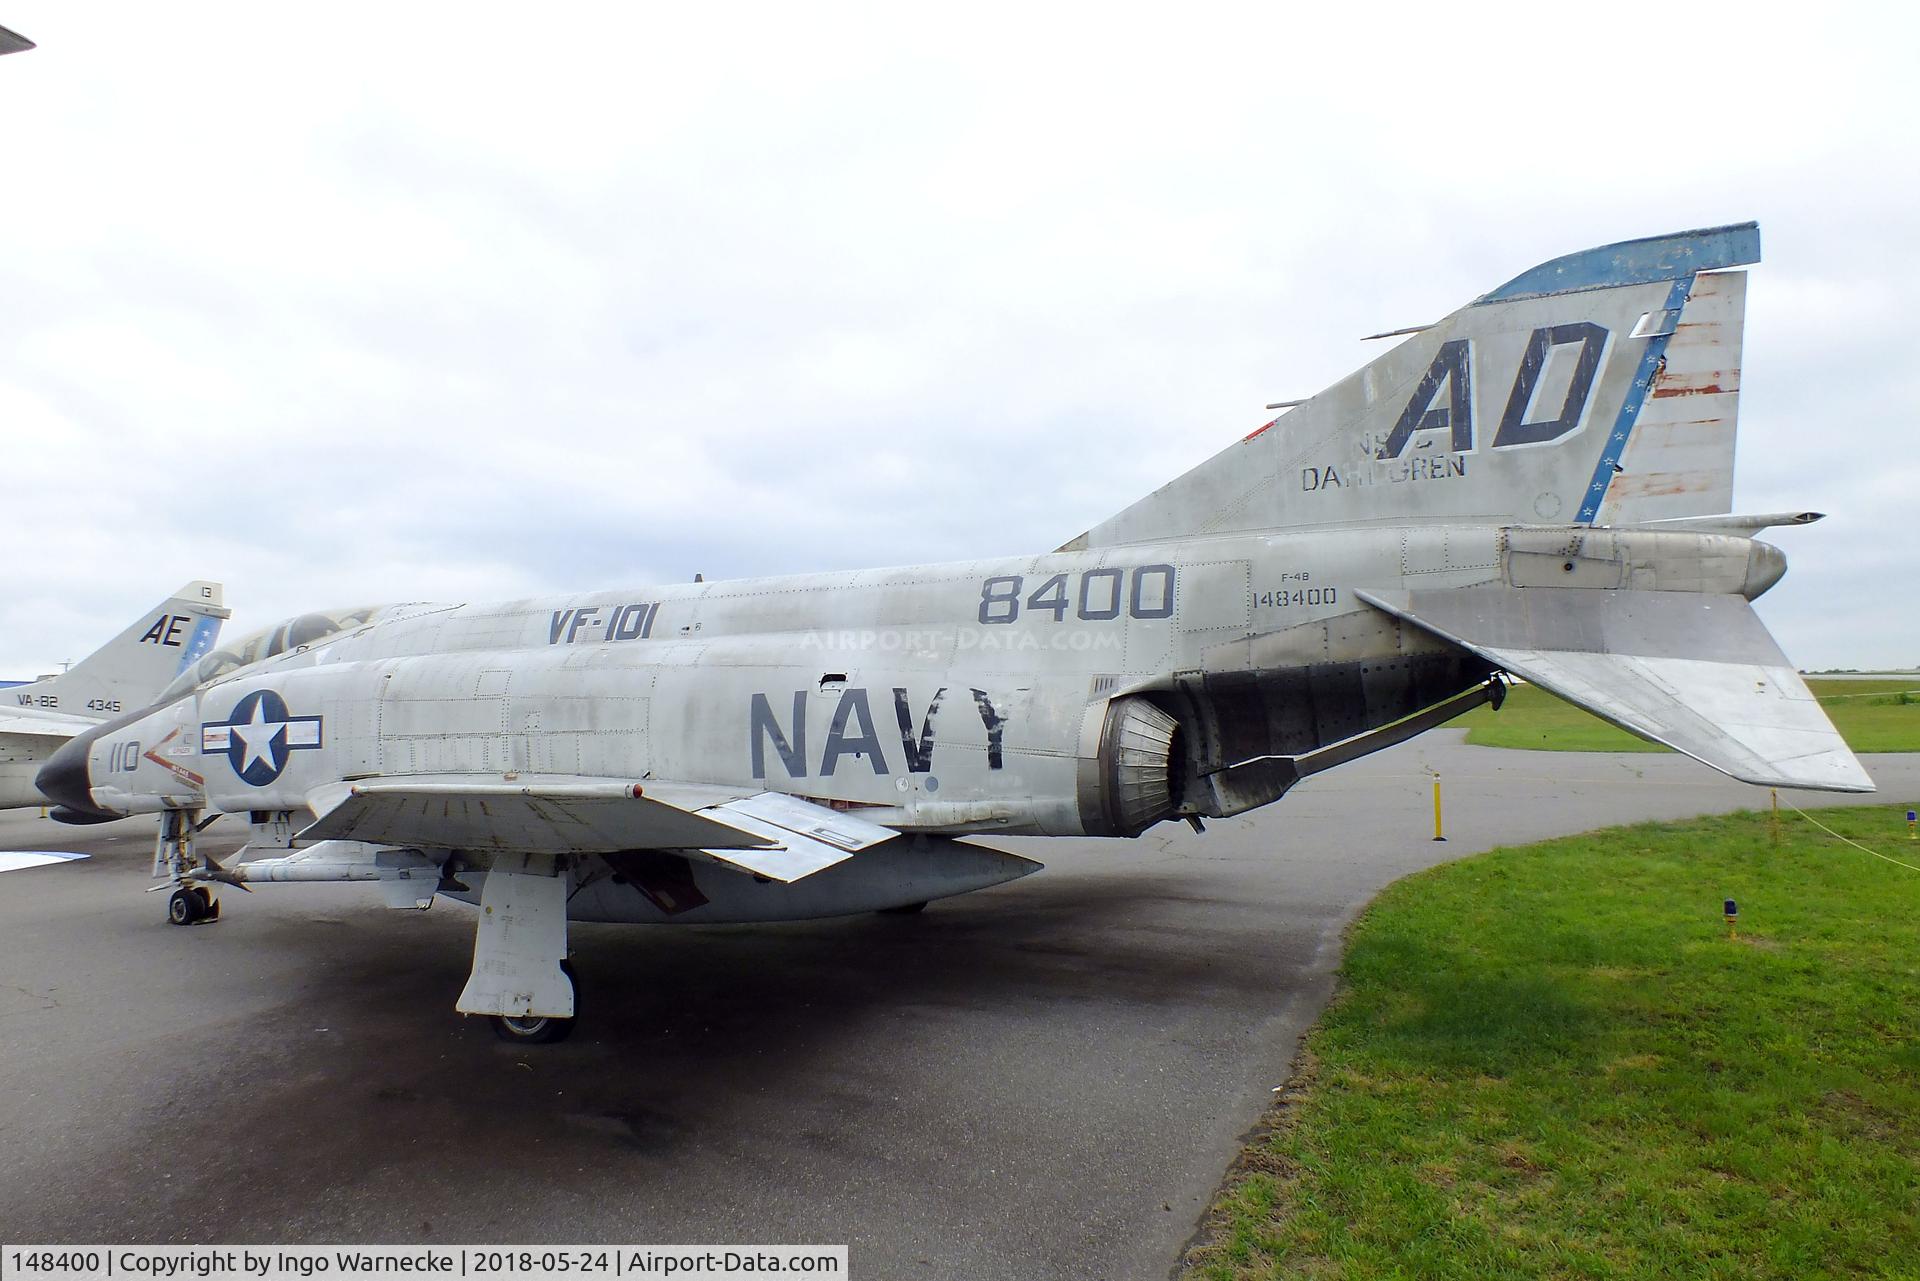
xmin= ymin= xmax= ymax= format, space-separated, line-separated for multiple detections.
xmin=55 ymin=522 xmax=1805 ymax=848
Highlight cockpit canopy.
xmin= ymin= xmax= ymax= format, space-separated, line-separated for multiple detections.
xmin=157 ymin=605 xmax=381 ymax=703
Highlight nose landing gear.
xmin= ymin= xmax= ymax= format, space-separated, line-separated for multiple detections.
xmin=156 ymin=808 xmax=220 ymax=926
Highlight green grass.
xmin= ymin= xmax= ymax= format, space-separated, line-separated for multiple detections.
xmin=1459 ymin=678 xmax=1920 ymax=754
xmin=1184 ymin=807 xmax=1920 ymax=1281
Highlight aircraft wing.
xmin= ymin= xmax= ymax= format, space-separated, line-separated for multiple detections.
xmin=298 ymin=776 xmax=899 ymax=882
xmin=1357 ymin=587 xmax=1874 ymax=793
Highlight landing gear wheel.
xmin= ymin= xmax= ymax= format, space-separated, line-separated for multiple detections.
xmin=489 ymin=959 xmax=577 ymax=1045
xmin=167 ymin=888 xmax=202 ymax=926
xmin=193 ymin=887 xmax=218 ymax=921
xmin=491 ymin=1013 xmax=572 ymax=1044
xmin=878 ymin=900 xmax=929 ymax=915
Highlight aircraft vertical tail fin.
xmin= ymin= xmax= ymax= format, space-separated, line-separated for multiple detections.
xmin=6 ymin=582 xmax=230 ymax=718
xmin=1062 ymin=223 xmax=1757 ymax=549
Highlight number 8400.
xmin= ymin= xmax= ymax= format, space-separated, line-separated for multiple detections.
xmin=978 ymin=565 xmax=1176 ymax=625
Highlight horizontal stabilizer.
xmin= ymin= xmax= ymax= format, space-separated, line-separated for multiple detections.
xmin=0 ymin=709 xmax=96 ymax=740
xmin=1358 ymin=587 xmax=1874 ymax=793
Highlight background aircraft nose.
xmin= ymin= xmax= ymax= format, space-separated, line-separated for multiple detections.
xmin=36 ymin=730 xmax=110 ymax=820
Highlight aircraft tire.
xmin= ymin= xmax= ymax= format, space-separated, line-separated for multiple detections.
xmin=488 ymin=960 xmax=577 ymax=1045
xmin=167 ymin=888 xmax=202 ymax=926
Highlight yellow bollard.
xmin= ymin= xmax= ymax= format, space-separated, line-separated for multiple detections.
xmin=1432 ymin=774 xmax=1446 ymax=842
xmin=1770 ymin=788 xmax=1779 ymax=847
xmin=1725 ymin=898 xmax=1738 ymax=940
xmin=1908 ymin=809 xmax=1916 ymax=841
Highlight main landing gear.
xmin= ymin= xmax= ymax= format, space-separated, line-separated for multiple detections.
xmin=490 ymin=959 xmax=578 ymax=1045
xmin=458 ymin=853 xmax=578 ymax=1043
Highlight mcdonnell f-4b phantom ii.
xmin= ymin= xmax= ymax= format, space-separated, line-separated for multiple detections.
xmin=32 ymin=222 xmax=1872 ymax=1043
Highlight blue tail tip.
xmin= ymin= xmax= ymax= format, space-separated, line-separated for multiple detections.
xmin=1477 ymin=221 xmax=1761 ymax=305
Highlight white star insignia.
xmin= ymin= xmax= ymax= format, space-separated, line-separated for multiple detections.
xmin=230 ymin=700 xmax=285 ymax=773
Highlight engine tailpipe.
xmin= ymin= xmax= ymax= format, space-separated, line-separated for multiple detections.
xmin=1080 ymin=696 xmax=1182 ymax=836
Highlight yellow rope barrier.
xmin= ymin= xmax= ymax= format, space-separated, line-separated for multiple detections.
xmin=1779 ymin=798 xmax=1920 ymax=874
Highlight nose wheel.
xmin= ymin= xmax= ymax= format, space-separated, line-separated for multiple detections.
xmin=166 ymin=885 xmax=217 ymax=926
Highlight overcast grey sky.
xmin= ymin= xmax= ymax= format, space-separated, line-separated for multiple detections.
xmin=1 ymin=3 xmax=1914 ymax=673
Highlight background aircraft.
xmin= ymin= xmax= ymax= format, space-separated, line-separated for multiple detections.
xmin=30 ymin=223 xmax=1872 ymax=1044
xmin=0 ymin=581 xmax=226 ymax=809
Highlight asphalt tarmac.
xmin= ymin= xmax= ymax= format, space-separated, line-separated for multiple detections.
xmin=2 ymin=735 xmax=1915 ymax=1279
